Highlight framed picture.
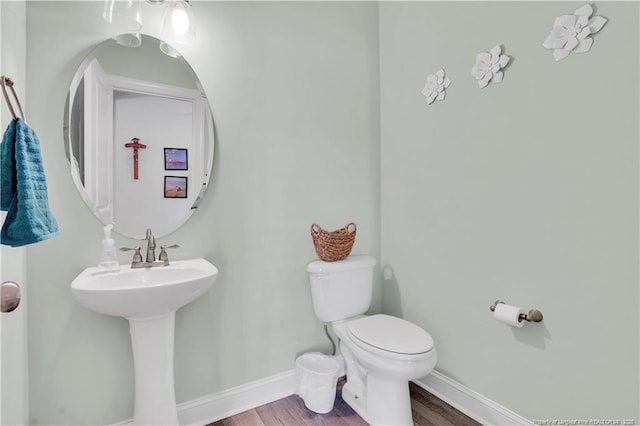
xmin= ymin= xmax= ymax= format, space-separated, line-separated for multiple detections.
xmin=164 ymin=148 xmax=188 ymax=170
xmin=164 ymin=176 xmax=188 ymax=198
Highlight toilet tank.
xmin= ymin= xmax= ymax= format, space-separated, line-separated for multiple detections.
xmin=306 ymin=255 xmax=376 ymax=323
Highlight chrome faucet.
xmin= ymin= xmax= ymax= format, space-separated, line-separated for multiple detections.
xmin=120 ymin=228 xmax=180 ymax=268
xmin=145 ymin=228 xmax=156 ymax=263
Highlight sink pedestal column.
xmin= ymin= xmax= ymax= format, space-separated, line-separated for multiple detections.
xmin=129 ymin=312 xmax=179 ymax=425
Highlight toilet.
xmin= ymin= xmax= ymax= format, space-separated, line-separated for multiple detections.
xmin=307 ymin=255 xmax=437 ymax=426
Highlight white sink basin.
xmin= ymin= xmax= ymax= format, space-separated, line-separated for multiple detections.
xmin=71 ymin=257 xmax=218 ymax=425
xmin=71 ymin=258 xmax=218 ymax=319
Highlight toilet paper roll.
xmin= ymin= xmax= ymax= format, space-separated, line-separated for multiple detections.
xmin=493 ymin=303 xmax=525 ymax=328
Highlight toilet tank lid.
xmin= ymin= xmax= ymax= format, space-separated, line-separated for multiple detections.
xmin=307 ymin=255 xmax=376 ymax=273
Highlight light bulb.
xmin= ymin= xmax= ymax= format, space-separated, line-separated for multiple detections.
xmin=171 ymin=8 xmax=190 ymax=35
xmin=161 ymin=0 xmax=196 ymax=45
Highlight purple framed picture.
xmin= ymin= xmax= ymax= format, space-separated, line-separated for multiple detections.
xmin=164 ymin=148 xmax=188 ymax=170
xmin=164 ymin=176 xmax=188 ymax=198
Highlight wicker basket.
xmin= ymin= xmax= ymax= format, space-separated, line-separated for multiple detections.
xmin=310 ymin=222 xmax=356 ymax=262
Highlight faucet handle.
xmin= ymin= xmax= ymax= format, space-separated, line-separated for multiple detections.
xmin=158 ymin=244 xmax=180 ymax=263
xmin=120 ymin=246 xmax=142 ymax=263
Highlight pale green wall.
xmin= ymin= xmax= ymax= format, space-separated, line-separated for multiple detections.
xmin=98 ymin=36 xmax=198 ymax=89
xmin=21 ymin=1 xmax=640 ymax=424
xmin=380 ymin=1 xmax=639 ymax=422
xmin=1 ymin=2 xmax=29 ymax=425
xmin=25 ymin=2 xmax=380 ymax=424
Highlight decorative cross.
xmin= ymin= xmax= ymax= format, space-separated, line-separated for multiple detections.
xmin=124 ymin=137 xmax=147 ymax=180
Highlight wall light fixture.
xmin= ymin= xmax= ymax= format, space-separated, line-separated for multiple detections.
xmin=103 ymin=0 xmax=196 ymax=56
xmin=160 ymin=0 xmax=196 ymax=57
xmin=102 ymin=0 xmax=143 ymax=47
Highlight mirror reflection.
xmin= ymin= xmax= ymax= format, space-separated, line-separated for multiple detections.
xmin=64 ymin=34 xmax=214 ymax=239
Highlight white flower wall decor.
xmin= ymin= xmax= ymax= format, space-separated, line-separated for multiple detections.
xmin=542 ymin=4 xmax=607 ymax=61
xmin=422 ymin=69 xmax=451 ymax=105
xmin=471 ymin=45 xmax=511 ymax=89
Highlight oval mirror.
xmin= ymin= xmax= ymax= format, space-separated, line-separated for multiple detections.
xmin=64 ymin=34 xmax=214 ymax=239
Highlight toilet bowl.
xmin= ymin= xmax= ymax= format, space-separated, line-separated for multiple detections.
xmin=307 ymin=256 xmax=437 ymax=425
xmin=333 ymin=314 xmax=436 ymax=425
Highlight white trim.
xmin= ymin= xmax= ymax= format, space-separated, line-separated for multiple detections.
xmin=111 ymin=369 xmax=297 ymax=426
xmin=112 ymin=367 xmax=532 ymax=426
xmin=107 ymin=74 xmax=202 ymax=102
xmin=178 ymin=370 xmax=297 ymax=426
xmin=413 ymin=370 xmax=534 ymax=426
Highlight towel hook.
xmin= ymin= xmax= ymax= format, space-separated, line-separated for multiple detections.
xmin=1 ymin=75 xmax=25 ymax=122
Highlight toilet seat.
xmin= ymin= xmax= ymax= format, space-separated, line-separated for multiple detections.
xmin=346 ymin=314 xmax=434 ymax=359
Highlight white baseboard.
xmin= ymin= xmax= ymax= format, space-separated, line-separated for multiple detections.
xmin=111 ymin=369 xmax=297 ymax=426
xmin=113 ymin=368 xmax=531 ymax=426
xmin=178 ymin=369 xmax=297 ymax=425
xmin=414 ymin=370 xmax=534 ymax=426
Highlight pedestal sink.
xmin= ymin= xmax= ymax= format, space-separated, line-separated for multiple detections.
xmin=71 ymin=258 xmax=218 ymax=425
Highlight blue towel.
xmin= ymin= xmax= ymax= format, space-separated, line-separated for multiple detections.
xmin=1 ymin=118 xmax=59 ymax=247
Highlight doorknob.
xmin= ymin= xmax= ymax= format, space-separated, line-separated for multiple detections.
xmin=1 ymin=281 xmax=21 ymax=313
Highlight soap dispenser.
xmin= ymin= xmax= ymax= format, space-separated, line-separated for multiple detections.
xmin=98 ymin=224 xmax=120 ymax=272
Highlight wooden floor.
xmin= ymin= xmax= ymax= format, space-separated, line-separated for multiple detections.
xmin=208 ymin=378 xmax=480 ymax=426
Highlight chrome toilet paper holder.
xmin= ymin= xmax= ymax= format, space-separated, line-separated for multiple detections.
xmin=489 ymin=300 xmax=543 ymax=323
